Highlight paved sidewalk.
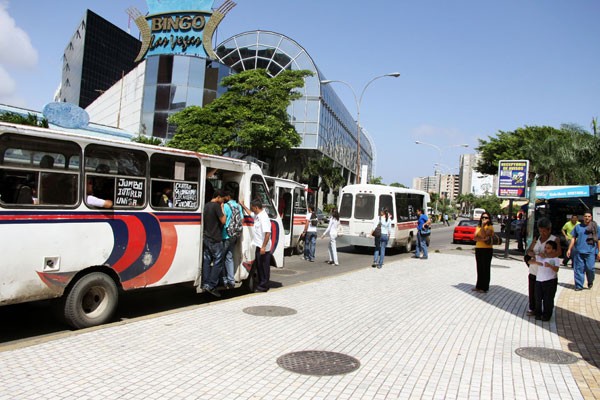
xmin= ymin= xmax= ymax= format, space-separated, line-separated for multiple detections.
xmin=0 ymin=248 xmax=598 ymax=399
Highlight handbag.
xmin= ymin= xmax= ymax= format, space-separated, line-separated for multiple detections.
xmin=372 ymin=223 xmax=382 ymax=238
xmin=492 ymin=234 xmax=502 ymax=245
xmin=420 ymin=225 xmax=431 ymax=236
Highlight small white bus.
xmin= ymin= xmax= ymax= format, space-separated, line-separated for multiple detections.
xmin=337 ymin=184 xmax=430 ymax=252
xmin=472 ymin=208 xmax=486 ymax=220
xmin=265 ymin=176 xmax=308 ymax=255
xmin=0 ymin=121 xmax=284 ymax=328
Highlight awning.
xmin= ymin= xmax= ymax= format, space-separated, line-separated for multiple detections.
xmin=535 ymin=185 xmax=590 ymax=199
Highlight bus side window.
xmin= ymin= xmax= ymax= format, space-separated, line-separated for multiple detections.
xmin=150 ymin=153 xmax=199 ymax=210
xmin=85 ymin=144 xmax=147 ymax=209
xmin=0 ymin=133 xmax=80 ymax=207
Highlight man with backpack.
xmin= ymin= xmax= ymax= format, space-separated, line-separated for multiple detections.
xmin=303 ymin=206 xmax=319 ymax=262
xmin=222 ymin=190 xmax=244 ymax=289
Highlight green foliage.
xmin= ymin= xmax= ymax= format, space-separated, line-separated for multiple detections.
xmin=0 ymin=112 xmax=48 ymax=128
xmin=476 ymin=124 xmax=600 ymax=185
xmin=167 ymin=69 xmax=312 ymax=160
xmin=322 ymin=203 xmax=337 ymax=213
xmin=131 ymin=135 xmax=163 ymax=146
xmin=473 ymin=194 xmax=502 ymax=217
xmin=390 ymin=182 xmax=408 ymax=188
xmin=304 ymin=158 xmax=345 ymax=194
xmin=369 ymin=176 xmax=384 ymax=185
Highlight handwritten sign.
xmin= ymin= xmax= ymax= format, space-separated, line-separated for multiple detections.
xmin=115 ymin=178 xmax=145 ymax=206
xmin=173 ymin=182 xmax=198 ymax=209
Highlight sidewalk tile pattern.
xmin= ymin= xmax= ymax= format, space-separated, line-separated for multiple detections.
xmin=0 ymin=251 xmax=592 ymax=399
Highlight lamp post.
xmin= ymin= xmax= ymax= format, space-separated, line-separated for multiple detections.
xmin=321 ymin=72 xmax=401 ymax=184
xmin=415 ymin=141 xmax=468 ymax=218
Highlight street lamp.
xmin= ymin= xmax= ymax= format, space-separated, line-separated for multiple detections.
xmin=321 ymin=72 xmax=401 ymax=183
xmin=415 ymin=141 xmax=468 ymax=217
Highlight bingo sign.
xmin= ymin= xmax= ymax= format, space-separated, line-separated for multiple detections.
xmin=173 ymin=182 xmax=198 ymax=209
xmin=497 ymin=160 xmax=529 ymax=198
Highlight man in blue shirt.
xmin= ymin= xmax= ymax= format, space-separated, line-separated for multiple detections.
xmin=413 ymin=208 xmax=430 ymax=260
xmin=566 ymin=212 xmax=600 ymax=291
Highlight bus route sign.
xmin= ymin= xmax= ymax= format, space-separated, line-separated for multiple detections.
xmin=497 ymin=160 xmax=529 ymax=198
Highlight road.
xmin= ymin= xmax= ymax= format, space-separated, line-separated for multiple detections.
xmin=0 ymin=223 xmax=462 ymax=348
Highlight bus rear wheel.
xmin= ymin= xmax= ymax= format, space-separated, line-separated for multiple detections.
xmin=63 ymin=272 xmax=118 ymax=329
xmin=402 ymin=236 xmax=413 ymax=253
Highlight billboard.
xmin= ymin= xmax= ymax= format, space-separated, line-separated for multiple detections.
xmin=497 ymin=160 xmax=529 ymax=198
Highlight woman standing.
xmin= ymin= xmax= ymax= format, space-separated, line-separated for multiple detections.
xmin=473 ymin=211 xmax=494 ymax=293
xmin=525 ymin=217 xmax=561 ymax=314
xmin=373 ymin=208 xmax=393 ymax=269
xmin=321 ymin=208 xmax=340 ymax=265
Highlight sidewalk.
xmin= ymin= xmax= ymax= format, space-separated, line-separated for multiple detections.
xmin=0 ymin=246 xmax=598 ymax=399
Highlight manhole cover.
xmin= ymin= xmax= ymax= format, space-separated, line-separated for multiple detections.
xmin=515 ymin=347 xmax=579 ymax=364
xmin=277 ymin=351 xmax=360 ymax=376
xmin=243 ymin=305 xmax=297 ymax=317
xmin=491 ymin=264 xmax=510 ymax=269
xmin=271 ymin=269 xmax=297 ymax=275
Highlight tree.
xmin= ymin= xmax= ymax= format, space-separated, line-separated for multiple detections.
xmin=131 ymin=135 xmax=163 ymax=145
xmin=0 ymin=112 xmax=48 ymax=128
xmin=369 ymin=176 xmax=384 ymax=185
xmin=476 ymin=124 xmax=600 ymax=185
xmin=303 ymin=158 xmax=345 ymax=208
xmin=167 ymin=69 xmax=312 ymax=166
xmin=390 ymin=182 xmax=408 ymax=188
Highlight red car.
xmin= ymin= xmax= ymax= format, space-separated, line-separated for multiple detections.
xmin=453 ymin=219 xmax=479 ymax=244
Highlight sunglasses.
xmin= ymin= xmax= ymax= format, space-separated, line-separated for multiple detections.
xmin=481 ymin=216 xmax=489 ymax=220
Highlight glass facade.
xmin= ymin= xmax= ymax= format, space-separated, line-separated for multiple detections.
xmin=59 ymin=10 xmax=141 ymax=109
xmin=142 ymin=55 xmax=232 ymax=138
xmin=216 ymin=31 xmax=373 ymax=181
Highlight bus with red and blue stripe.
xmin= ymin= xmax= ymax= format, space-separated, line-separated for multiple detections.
xmin=0 ymin=121 xmax=284 ymax=329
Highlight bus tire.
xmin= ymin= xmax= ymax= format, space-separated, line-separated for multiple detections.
xmin=403 ymin=237 xmax=413 ymax=253
xmin=295 ymin=239 xmax=305 ymax=255
xmin=63 ymin=272 xmax=118 ymax=329
xmin=243 ymin=262 xmax=259 ymax=293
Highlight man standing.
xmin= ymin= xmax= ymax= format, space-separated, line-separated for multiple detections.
xmin=561 ymin=215 xmax=579 ymax=266
xmin=567 ymin=212 xmax=599 ymax=291
xmin=303 ymin=206 xmax=318 ymax=262
xmin=243 ymin=199 xmax=272 ymax=292
xmin=202 ymin=189 xmax=226 ymax=297
xmin=221 ymin=190 xmax=244 ymax=289
xmin=413 ymin=208 xmax=430 ymax=260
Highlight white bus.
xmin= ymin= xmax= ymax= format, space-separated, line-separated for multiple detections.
xmin=0 ymin=121 xmax=284 ymax=329
xmin=337 ymin=184 xmax=430 ymax=252
xmin=265 ymin=176 xmax=308 ymax=255
xmin=472 ymin=208 xmax=486 ymax=220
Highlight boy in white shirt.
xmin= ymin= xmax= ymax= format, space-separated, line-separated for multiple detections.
xmin=530 ymin=240 xmax=561 ymax=321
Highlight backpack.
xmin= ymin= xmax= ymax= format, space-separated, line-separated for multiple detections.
xmin=226 ymin=202 xmax=243 ymax=238
xmin=310 ymin=212 xmax=318 ymax=227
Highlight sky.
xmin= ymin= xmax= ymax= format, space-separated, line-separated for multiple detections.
xmin=1 ymin=0 xmax=599 ymax=187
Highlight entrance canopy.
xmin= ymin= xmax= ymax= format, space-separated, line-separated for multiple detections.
xmin=535 ymin=185 xmax=590 ymax=199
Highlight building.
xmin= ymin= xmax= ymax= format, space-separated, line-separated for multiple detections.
xmin=53 ymin=3 xmax=376 ymax=208
xmin=458 ymin=153 xmax=497 ymax=196
xmin=412 ymin=172 xmax=459 ymax=202
xmin=56 ymin=10 xmax=141 ymax=109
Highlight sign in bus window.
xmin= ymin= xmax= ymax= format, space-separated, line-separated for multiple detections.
xmin=115 ymin=178 xmax=145 ymax=206
xmin=173 ymin=182 xmax=198 ymax=209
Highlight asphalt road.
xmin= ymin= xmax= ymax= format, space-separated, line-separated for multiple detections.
xmin=0 ymin=223 xmax=462 ymax=348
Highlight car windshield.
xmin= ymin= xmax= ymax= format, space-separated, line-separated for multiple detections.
xmin=459 ymin=220 xmax=479 ymax=227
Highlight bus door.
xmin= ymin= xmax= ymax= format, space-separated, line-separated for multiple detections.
xmin=250 ymin=175 xmax=284 ymax=267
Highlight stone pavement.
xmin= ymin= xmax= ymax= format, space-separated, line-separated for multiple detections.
xmin=0 ymin=247 xmax=599 ymax=400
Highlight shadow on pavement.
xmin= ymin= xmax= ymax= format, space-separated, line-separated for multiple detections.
xmin=454 ymin=282 xmax=600 ymax=369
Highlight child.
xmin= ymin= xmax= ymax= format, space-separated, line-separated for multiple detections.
xmin=530 ymin=241 xmax=560 ymax=321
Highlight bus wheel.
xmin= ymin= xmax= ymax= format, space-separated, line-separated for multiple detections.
xmin=403 ymin=237 xmax=413 ymax=253
xmin=243 ymin=262 xmax=259 ymax=293
xmin=63 ymin=272 xmax=118 ymax=329
xmin=295 ymin=239 xmax=305 ymax=255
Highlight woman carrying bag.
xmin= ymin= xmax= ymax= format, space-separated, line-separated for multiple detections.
xmin=473 ymin=211 xmax=494 ymax=293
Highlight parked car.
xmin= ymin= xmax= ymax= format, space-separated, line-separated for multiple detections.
xmin=316 ymin=208 xmax=329 ymax=224
xmin=452 ymin=219 xmax=479 ymax=244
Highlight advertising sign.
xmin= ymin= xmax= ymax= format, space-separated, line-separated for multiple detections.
xmin=127 ymin=0 xmax=236 ymax=61
xmin=497 ymin=160 xmax=529 ymax=199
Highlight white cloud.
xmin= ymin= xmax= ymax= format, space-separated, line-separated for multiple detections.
xmin=0 ymin=65 xmax=16 ymax=95
xmin=0 ymin=1 xmax=38 ymax=67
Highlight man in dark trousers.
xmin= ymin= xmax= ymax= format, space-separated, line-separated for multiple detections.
xmin=202 ymin=189 xmax=226 ymax=297
xmin=241 ymin=199 xmax=272 ymax=292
